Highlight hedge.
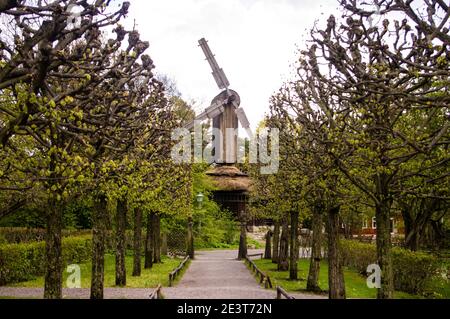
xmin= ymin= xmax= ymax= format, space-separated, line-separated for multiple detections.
xmin=340 ymin=239 xmax=441 ymax=295
xmin=0 ymin=235 xmax=92 ymax=286
xmin=0 ymin=227 xmax=92 ymax=244
xmin=0 ymin=228 xmax=144 ymax=251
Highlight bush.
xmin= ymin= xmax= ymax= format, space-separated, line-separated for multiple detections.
xmin=0 ymin=227 xmax=92 ymax=244
xmin=0 ymin=235 xmax=92 ymax=286
xmin=340 ymin=239 xmax=441 ymax=295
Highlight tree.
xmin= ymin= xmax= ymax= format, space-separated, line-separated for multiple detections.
xmin=269 ymin=0 xmax=449 ymax=298
xmin=307 ymin=202 xmax=323 ymax=292
xmin=0 ymin=0 xmax=138 ymax=299
xmin=132 ymin=207 xmax=142 ymax=276
xmin=289 ymin=211 xmax=299 ymax=280
xmin=115 ymin=198 xmax=127 ymax=286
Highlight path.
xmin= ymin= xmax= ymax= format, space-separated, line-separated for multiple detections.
xmin=0 ymin=249 xmax=325 ymax=299
xmin=162 ymin=249 xmax=324 ymax=299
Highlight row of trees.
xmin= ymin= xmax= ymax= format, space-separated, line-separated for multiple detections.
xmin=251 ymin=0 xmax=449 ymax=299
xmin=0 ymin=0 xmax=194 ymax=299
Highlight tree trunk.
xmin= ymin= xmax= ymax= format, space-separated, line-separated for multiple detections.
xmin=144 ymin=212 xmax=154 ymax=269
xmin=186 ymin=216 xmax=194 ymax=258
xmin=90 ymin=194 xmax=108 ymax=299
xmin=375 ymin=200 xmax=394 ymax=299
xmin=327 ymin=205 xmax=345 ymax=299
xmin=289 ymin=211 xmax=299 ymax=280
xmin=153 ymin=213 xmax=161 ymax=263
xmin=402 ymin=205 xmax=421 ymax=251
xmin=132 ymin=207 xmax=142 ymax=276
xmin=272 ymin=221 xmax=280 ymax=264
xmin=278 ymin=217 xmax=289 ymax=271
xmin=402 ymin=199 xmax=437 ymax=252
xmin=264 ymin=230 xmax=272 ymax=259
xmin=44 ymin=196 xmax=62 ymax=299
xmin=115 ymin=198 xmax=126 ymax=286
xmin=402 ymin=207 xmax=415 ymax=250
xmin=238 ymin=217 xmax=248 ymax=260
xmin=161 ymin=233 xmax=168 ymax=256
xmin=307 ymin=205 xmax=322 ymax=292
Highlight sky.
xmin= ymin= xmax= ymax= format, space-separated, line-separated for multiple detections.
xmin=124 ymin=0 xmax=341 ymax=132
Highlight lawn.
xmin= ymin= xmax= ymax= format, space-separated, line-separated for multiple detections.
xmin=9 ymin=252 xmax=186 ymax=288
xmin=252 ymin=258 xmax=419 ymax=299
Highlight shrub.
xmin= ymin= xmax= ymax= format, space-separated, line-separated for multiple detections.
xmin=0 ymin=227 xmax=92 ymax=244
xmin=0 ymin=235 xmax=92 ymax=285
xmin=340 ymin=239 xmax=441 ymax=295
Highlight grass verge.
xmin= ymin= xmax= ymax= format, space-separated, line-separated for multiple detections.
xmin=252 ymin=258 xmax=420 ymax=299
xmin=8 ymin=252 xmax=184 ymax=288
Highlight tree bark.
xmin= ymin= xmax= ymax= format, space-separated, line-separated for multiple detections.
xmin=289 ymin=211 xmax=299 ymax=280
xmin=90 ymin=194 xmax=108 ymax=299
xmin=272 ymin=220 xmax=280 ymax=264
xmin=278 ymin=216 xmax=289 ymax=271
xmin=186 ymin=216 xmax=194 ymax=259
xmin=144 ymin=212 xmax=154 ymax=269
xmin=153 ymin=213 xmax=161 ymax=263
xmin=402 ymin=199 xmax=438 ymax=252
xmin=132 ymin=207 xmax=142 ymax=276
xmin=327 ymin=205 xmax=346 ymax=299
xmin=264 ymin=230 xmax=272 ymax=259
xmin=161 ymin=232 xmax=168 ymax=256
xmin=307 ymin=205 xmax=322 ymax=292
xmin=375 ymin=200 xmax=394 ymax=299
xmin=115 ymin=198 xmax=127 ymax=286
xmin=44 ymin=196 xmax=62 ymax=299
xmin=238 ymin=217 xmax=248 ymax=260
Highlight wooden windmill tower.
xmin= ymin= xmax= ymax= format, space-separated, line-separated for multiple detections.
xmin=186 ymin=38 xmax=252 ymax=165
xmin=186 ymin=38 xmax=252 ymax=221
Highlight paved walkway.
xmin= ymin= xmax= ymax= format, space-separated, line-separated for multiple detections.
xmin=162 ymin=249 xmax=324 ymax=299
xmin=0 ymin=249 xmax=325 ymax=299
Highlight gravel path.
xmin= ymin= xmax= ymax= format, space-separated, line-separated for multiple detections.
xmin=0 ymin=249 xmax=325 ymax=299
xmin=162 ymin=249 xmax=325 ymax=299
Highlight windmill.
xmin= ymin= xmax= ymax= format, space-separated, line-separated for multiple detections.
xmin=185 ymin=38 xmax=252 ymax=165
xmin=186 ymin=39 xmax=252 ymax=258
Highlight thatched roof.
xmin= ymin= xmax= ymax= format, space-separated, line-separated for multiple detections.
xmin=206 ymin=165 xmax=251 ymax=192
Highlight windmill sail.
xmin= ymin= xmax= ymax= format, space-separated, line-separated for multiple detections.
xmin=183 ymin=38 xmax=252 ymax=164
xmin=198 ymin=38 xmax=230 ymax=90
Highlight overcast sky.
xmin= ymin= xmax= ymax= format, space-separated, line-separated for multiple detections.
xmin=125 ymin=0 xmax=341 ymax=131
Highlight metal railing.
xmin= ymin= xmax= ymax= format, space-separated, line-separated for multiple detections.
xmin=168 ymin=255 xmax=190 ymax=287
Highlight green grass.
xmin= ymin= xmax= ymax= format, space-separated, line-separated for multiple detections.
xmin=9 ymin=252 xmax=185 ymax=288
xmin=423 ymin=259 xmax=450 ymax=299
xmin=252 ymin=258 xmax=419 ymax=299
xmin=425 ymin=276 xmax=450 ymax=299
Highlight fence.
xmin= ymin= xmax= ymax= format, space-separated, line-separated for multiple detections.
xmin=276 ymin=286 xmax=295 ymax=299
xmin=166 ymin=228 xmax=187 ymax=257
xmin=246 ymin=252 xmax=263 ymax=259
xmin=244 ymin=255 xmax=273 ymax=289
xmin=168 ymin=255 xmax=190 ymax=287
xmin=149 ymin=284 xmax=163 ymax=299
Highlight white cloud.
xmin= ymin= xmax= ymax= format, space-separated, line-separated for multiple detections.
xmin=126 ymin=0 xmax=338 ymax=131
